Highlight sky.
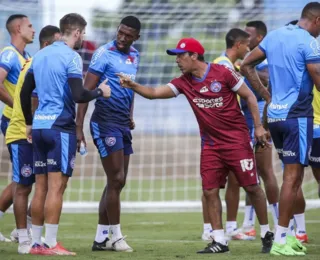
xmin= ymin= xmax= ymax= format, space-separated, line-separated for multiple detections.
xmin=42 ymin=0 xmax=122 ymax=38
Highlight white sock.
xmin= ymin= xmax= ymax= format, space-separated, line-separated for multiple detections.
xmin=95 ymin=224 xmax=110 ymax=243
xmin=288 ymin=218 xmax=295 ymax=236
xmin=0 ymin=210 xmax=4 ymax=219
xmin=226 ymin=221 xmax=237 ymax=233
xmin=212 ymin=229 xmax=226 ymax=245
xmin=32 ymin=225 xmax=43 ymax=246
xmin=44 ymin=223 xmax=58 ymax=248
xmin=18 ymin=228 xmax=29 ymax=244
xmin=27 ymin=215 xmax=32 ymax=231
xmin=269 ymin=203 xmax=279 ymax=227
xmin=294 ymin=213 xmax=306 ymax=235
xmin=274 ymin=225 xmax=288 ymax=245
xmin=110 ymin=224 xmax=123 ymax=241
xmin=260 ymin=224 xmax=270 ymax=238
xmin=243 ymin=206 xmax=255 ymax=227
xmin=203 ymin=223 xmax=212 ymax=233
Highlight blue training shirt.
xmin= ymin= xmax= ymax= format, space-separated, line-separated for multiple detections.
xmin=30 ymin=41 xmax=83 ymax=133
xmin=88 ymin=40 xmax=139 ymax=127
xmin=259 ymin=24 xmax=320 ymax=119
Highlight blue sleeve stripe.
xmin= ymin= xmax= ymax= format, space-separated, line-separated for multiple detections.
xmin=258 ymin=45 xmax=266 ymax=54
xmin=88 ymin=68 xmax=103 ymax=76
xmin=0 ymin=63 xmax=10 ymax=72
xmin=68 ymin=73 xmax=82 ymax=79
xmin=306 ymin=58 xmax=320 ymax=64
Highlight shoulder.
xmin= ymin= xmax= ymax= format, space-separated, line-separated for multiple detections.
xmin=0 ymin=46 xmax=18 ymax=62
xmin=129 ymin=45 xmax=139 ymax=56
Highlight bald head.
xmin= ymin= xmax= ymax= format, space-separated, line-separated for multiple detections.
xmin=299 ymin=2 xmax=320 ymax=38
xmin=6 ymin=14 xmax=28 ymax=34
xmin=301 ymin=2 xmax=320 ymax=20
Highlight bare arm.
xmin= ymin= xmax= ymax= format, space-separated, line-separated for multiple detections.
xmin=236 ymin=82 xmax=269 ymax=147
xmin=240 ymin=47 xmax=271 ymax=103
xmin=0 ymin=68 xmax=13 ymax=107
xmin=117 ymin=73 xmax=176 ymax=99
xmin=257 ymin=67 xmax=269 ymax=87
xmin=307 ymin=63 xmax=320 ymax=91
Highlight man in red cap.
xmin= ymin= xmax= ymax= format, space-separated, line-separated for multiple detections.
xmin=117 ymin=37 xmax=273 ymax=254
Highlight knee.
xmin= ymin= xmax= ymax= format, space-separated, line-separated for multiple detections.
xmin=203 ymin=188 xmax=219 ymax=200
xmin=15 ymin=185 xmax=32 ymax=197
xmin=108 ymin=173 xmax=125 ymax=190
xmin=244 ymin=184 xmax=262 ymax=195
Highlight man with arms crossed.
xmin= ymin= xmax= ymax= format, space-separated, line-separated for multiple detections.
xmin=76 ymin=16 xmax=141 ymax=252
xmin=118 ymin=37 xmax=274 ymax=254
xmin=5 ymin=25 xmax=61 ymax=254
xmin=241 ymin=2 xmax=320 ymax=256
xmin=0 ymin=14 xmax=34 ymax=242
xmin=20 ymin=13 xmax=110 ymax=255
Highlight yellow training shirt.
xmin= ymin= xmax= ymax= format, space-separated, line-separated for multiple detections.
xmin=314 ymin=86 xmax=320 ymax=125
xmin=6 ymin=58 xmax=33 ymax=144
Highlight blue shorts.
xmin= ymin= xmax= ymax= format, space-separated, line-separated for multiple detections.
xmin=32 ymin=129 xmax=77 ymax=176
xmin=310 ymin=125 xmax=320 ymax=168
xmin=7 ymin=140 xmax=35 ymax=186
xmin=1 ymin=115 xmax=10 ymax=136
xmin=268 ymin=117 xmax=313 ymax=166
xmin=90 ymin=122 xmax=133 ymax=158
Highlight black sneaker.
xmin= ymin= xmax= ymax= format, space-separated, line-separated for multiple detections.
xmin=92 ymin=238 xmax=111 ymax=251
xmin=197 ymin=240 xmax=229 ymax=254
xmin=261 ymin=231 xmax=274 ymax=253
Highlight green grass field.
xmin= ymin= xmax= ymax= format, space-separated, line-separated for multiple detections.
xmin=1 ymin=210 xmax=320 ymax=260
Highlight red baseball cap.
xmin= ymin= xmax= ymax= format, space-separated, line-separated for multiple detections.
xmin=166 ymin=38 xmax=205 ymax=56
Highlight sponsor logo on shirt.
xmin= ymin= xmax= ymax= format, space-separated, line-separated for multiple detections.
xmin=267 ymin=118 xmax=286 ymax=123
xmin=269 ymin=103 xmax=288 ymax=110
xmin=200 ymin=86 xmax=208 ymax=93
xmin=118 ymin=72 xmax=136 ymax=81
xmin=210 ymin=81 xmax=222 ymax=93
xmin=34 ymin=114 xmax=57 ymax=120
xmin=192 ymin=97 xmax=223 ymax=108
xmin=240 ymin=159 xmax=254 ymax=172
xmin=91 ymin=47 xmax=106 ymax=65
xmin=1 ymin=50 xmax=15 ymax=64
xmin=276 ymin=149 xmax=296 ymax=157
xmin=21 ymin=165 xmax=32 ymax=177
xmin=309 ymin=156 xmax=320 ymax=163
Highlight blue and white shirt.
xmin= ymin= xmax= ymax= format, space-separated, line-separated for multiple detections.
xmin=88 ymin=40 xmax=140 ymax=127
xmin=30 ymin=41 xmax=83 ymax=133
xmin=259 ymin=24 xmax=320 ymax=119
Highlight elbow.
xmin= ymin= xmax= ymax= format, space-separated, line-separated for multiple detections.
xmin=240 ymin=64 xmax=247 ymax=75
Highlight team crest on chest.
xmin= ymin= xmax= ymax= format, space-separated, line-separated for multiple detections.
xmin=210 ymin=81 xmax=222 ymax=93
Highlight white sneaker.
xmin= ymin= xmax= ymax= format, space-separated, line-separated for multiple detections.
xmin=225 ymin=228 xmax=255 ymax=241
xmin=0 ymin=232 xmax=11 ymax=242
xmin=112 ymin=236 xmax=133 ymax=252
xmin=18 ymin=240 xmax=31 ymax=254
xmin=201 ymin=231 xmax=213 ymax=241
xmin=10 ymin=228 xmax=19 ymax=243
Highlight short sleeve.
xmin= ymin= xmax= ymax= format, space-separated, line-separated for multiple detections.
xmin=223 ymin=66 xmax=244 ymax=92
xmin=88 ymin=46 xmax=107 ymax=76
xmin=0 ymin=49 xmax=17 ymax=72
xmin=167 ymin=77 xmax=183 ymax=97
xmin=67 ymin=52 xmax=83 ymax=79
xmin=304 ymin=38 xmax=320 ymax=64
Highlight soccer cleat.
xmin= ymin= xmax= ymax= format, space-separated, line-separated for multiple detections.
xmin=0 ymin=232 xmax=11 ymax=242
xmin=29 ymin=243 xmax=55 ymax=255
xmin=296 ymin=233 xmax=309 ymax=243
xmin=225 ymin=228 xmax=255 ymax=241
xmin=261 ymin=231 xmax=274 ymax=253
xmin=92 ymin=237 xmax=113 ymax=251
xmin=197 ymin=239 xmax=229 ymax=254
xmin=45 ymin=242 xmax=77 ymax=256
xmin=201 ymin=231 xmax=213 ymax=241
xmin=287 ymin=235 xmax=307 ymax=253
xmin=242 ymin=225 xmax=256 ymax=239
xmin=18 ymin=240 xmax=32 ymax=254
xmin=270 ymin=242 xmax=305 ymax=256
xmin=111 ymin=236 xmax=133 ymax=252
